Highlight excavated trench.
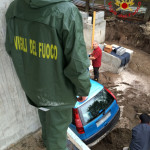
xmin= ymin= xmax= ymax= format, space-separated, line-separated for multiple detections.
xmin=105 ymin=19 xmax=150 ymax=54
xmin=6 ymin=20 xmax=150 ymax=150
xmin=91 ymin=69 xmax=150 ymax=150
xmin=91 ymin=20 xmax=150 ymax=150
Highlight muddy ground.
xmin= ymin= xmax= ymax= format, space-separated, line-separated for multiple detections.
xmin=92 ymin=20 xmax=150 ymax=149
xmin=7 ymin=22 xmax=150 ymax=150
xmin=92 ymin=47 xmax=150 ymax=150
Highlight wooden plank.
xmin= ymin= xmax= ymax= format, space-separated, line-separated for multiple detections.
xmin=67 ymin=128 xmax=91 ymax=150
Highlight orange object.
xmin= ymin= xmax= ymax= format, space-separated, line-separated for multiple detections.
xmin=104 ymin=45 xmax=112 ymax=53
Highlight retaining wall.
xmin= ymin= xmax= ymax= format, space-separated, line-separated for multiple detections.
xmin=0 ymin=1 xmax=40 ymax=150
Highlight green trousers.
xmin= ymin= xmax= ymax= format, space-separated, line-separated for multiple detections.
xmin=38 ymin=108 xmax=72 ymax=150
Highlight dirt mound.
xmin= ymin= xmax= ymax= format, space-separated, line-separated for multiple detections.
xmin=140 ymin=22 xmax=150 ymax=39
xmin=7 ymin=130 xmax=46 ymax=150
xmin=92 ymin=128 xmax=131 ymax=150
xmin=105 ymin=20 xmax=150 ymax=54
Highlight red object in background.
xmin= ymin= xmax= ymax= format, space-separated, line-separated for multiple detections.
xmin=92 ymin=47 xmax=102 ymax=67
xmin=122 ymin=3 xmax=128 ymax=9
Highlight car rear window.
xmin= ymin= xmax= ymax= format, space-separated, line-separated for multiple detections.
xmin=78 ymin=89 xmax=114 ymax=125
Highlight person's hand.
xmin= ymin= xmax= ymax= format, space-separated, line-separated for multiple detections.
xmin=77 ymin=96 xmax=87 ymax=102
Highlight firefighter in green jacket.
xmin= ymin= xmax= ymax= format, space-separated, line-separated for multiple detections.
xmin=5 ymin=0 xmax=91 ymax=150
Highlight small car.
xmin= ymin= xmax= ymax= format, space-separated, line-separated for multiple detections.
xmin=69 ymin=79 xmax=120 ymax=147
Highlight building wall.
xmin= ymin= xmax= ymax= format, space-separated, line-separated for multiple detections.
xmin=0 ymin=1 xmax=41 ymax=150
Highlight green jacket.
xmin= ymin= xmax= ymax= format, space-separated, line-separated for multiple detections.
xmin=5 ymin=0 xmax=91 ymax=109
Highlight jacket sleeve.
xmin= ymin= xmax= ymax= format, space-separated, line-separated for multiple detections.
xmin=129 ymin=127 xmax=142 ymax=150
xmin=62 ymin=8 xmax=91 ymax=96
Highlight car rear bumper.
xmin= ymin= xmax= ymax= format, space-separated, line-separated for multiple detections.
xmin=83 ymin=108 xmax=120 ymax=146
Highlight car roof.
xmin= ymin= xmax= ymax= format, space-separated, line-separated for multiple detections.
xmin=74 ymin=79 xmax=104 ymax=108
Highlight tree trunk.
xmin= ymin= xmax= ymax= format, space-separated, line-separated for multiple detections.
xmin=85 ymin=0 xmax=90 ymax=13
xmin=104 ymin=0 xmax=106 ymax=8
xmin=144 ymin=3 xmax=150 ymax=22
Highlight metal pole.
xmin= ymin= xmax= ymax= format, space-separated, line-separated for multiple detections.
xmin=91 ymin=11 xmax=96 ymax=49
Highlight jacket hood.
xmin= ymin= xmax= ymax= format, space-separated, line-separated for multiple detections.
xmin=24 ymin=0 xmax=71 ymax=8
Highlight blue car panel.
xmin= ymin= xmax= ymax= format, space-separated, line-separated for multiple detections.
xmin=82 ymin=100 xmax=119 ymax=140
xmin=74 ymin=80 xmax=103 ymax=109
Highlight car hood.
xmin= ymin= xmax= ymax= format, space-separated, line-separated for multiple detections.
xmin=24 ymin=0 xmax=71 ymax=8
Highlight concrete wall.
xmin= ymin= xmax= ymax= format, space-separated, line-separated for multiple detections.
xmin=80 ymin=11 xmax=106 ymax=50
xmin=0 ymin=1 xmax=41 ymax=150
xmin=100 ymin=45 xmax=133 ymax=73
xmin=101 ymin=51 xmax=122 ymax=73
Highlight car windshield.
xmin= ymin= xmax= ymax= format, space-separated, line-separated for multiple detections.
xmin=79 ymin=89 xmax=114 ymax=125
